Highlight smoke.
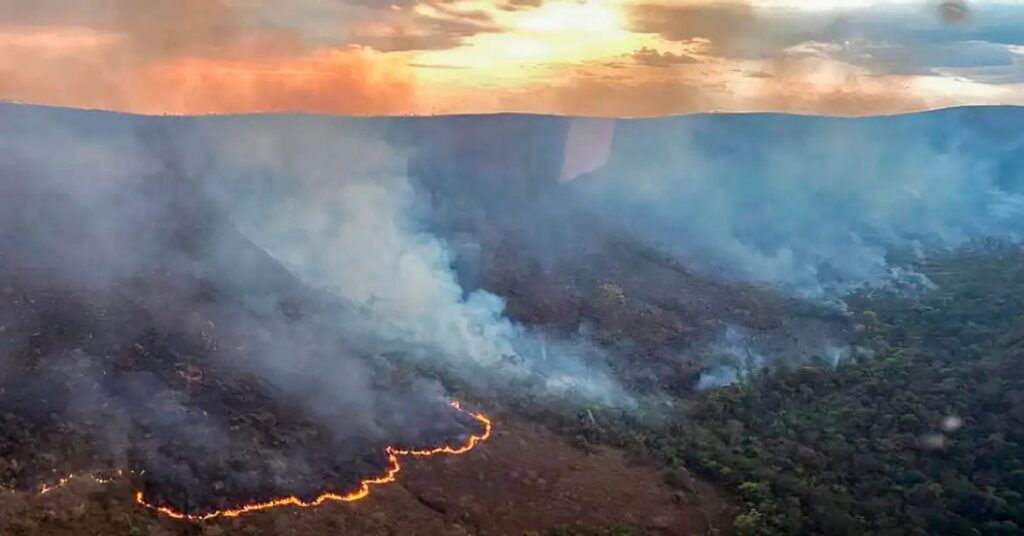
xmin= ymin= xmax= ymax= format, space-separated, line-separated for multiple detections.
xmin=0 ymin=105 xmax=501 ymax=507
xmin=0 ymin=102 xmax=626 ymax=463
xmin=568 ymin=111 xmax=1024 ymax=302
xmin=180 ymin=114 xmax=626 ymax=405
xmin=694 ymin=325 xmax=853 ymax=391
xmin=206 ymin=121 xmax=519 ymax=365
xmin=696 ymin=366 xmax=741 ymax=391
xmin=4 ymin=101 xmax=1021 ymax=503
xmin=694 ymin=326 xmax=763 ymax=391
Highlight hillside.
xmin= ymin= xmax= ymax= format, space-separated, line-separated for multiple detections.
xmin=0 ymin=102 xmax=1022 ymax=534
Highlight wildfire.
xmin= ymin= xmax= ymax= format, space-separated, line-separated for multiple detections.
xmin=37 ymin=469 xmax=126 ymax=495
xmin=33 ymin=401 xmax=491 ymax=522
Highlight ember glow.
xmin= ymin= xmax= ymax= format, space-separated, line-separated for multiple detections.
xmin=33 ymin=402 xmax=492 ymax=522
xmin=37 ymin=470 xmax=123 ymax=496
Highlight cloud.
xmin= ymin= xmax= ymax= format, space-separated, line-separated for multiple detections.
xmin=625 ymin=1 xmax=1024 ymax=66
xmin=0 ymin=29 xmax=416 ymax=114
xmin=134 ymin=50 xmax=417 ymax=115
xmin=744 ymin=69 xmax=774 ymax=78
xmin=632 ymin=47 xmax=702 ymax=68
xmin=3 ymin=0 xmax=1024 ymax=115
xmin=846 ymin=39 xmax=1019 ymax=78
xmin=740 ymin=53 xmax=938 ymax=115
xmin=499 ymin=0 xmax=544 ymax=11
xmin=621 ymin=0 xmax=1024 ymax=112
xmin=0 ymin=0 xmax=255 ymax=59
xmin=491 ymin=48 xmax=944 ymax=118
xmin=337 ymin=0 xmax=504 ymax=52
xmin=348 ymin=15 xmax=500 ymax=52
xmin=628 ymin=2 xmax=768 ymax=58
xmin=0 ymin=0 xmax=419 ymax=114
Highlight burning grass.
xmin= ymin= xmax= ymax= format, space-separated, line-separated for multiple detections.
xmin=0 ymin=267 xmax=494 ymax=520
xmin=22 ymin=402 xmax=491 ymax=521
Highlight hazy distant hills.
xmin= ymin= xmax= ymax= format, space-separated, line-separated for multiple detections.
xmin=3 ymin=102 xmax=1022 ymax=380
xmin=4 ymin=102 xmax=1024 ymax=532
xmin=4 ymin=102 xmax=1022 ymax=192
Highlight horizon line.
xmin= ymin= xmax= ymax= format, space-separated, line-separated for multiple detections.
xmin=2 ymin=99 xmax=1021 ymax=121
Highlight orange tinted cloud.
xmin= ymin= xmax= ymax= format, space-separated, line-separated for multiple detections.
xmin=0 ymin=0 xmax=417 ymax=115
xmin=0 ymin=24 xmax=415 ymax=114
xmin=136 ymin=51 xmax=416 ymax=115
xmin=0 ymin=26 xmax=126 ymax=110
xmin=1 ymin=0 xmax=1023 ymax=116
xmin=0 ymin=25 xmax=119 ymax=52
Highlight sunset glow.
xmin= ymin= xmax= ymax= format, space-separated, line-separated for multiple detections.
xmin=1 ymin=0 xmax=1023 ymax=116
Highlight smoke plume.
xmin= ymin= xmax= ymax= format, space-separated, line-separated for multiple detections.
xmin=0 ymin=105 xmax=504 ymax=510
xmin=180 ymin=114 xmax=626 ymax=404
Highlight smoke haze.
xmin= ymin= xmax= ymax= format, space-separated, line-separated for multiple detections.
xmin=2 ymin=102 xmax=1023 ymax=498
xmin=0 ymin=105 xmax=496 ymax=508
xmin=178 ymin=115 xmax=624 ymax=402
xmin=568 ymin=111 xmax=1024 ymax=301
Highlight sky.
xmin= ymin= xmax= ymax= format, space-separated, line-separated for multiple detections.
xmin=1 ymin=0 xmax=1023 ymax=116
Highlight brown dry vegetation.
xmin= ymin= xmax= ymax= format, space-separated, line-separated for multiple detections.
xmin=0 ymin=412 xmax=730 ymax=535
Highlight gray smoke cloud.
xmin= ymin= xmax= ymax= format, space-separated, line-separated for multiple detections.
xmin=568 ymin=112 xmax=1024 ymax=303
xmin=4 ymin=103 xmax=1022 ymax=499
xmin=174 ymin=114 xmax=626 ymax=405
xmin=0 ymin=105 xmax=515 ymax=507
xmin=0 ymin=105 xmax=623 ymax=409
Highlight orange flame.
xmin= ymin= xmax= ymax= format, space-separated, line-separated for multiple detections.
xmin=37 ymin=469 xmax=125 ymax=495
xmin=132 ymin=400 xmax=492 ymax=521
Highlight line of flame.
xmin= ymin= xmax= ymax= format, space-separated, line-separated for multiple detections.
xmin=37 ymin=469 xmax=126 ymax=495
xmin=132 ymin=400 xmax=492 ymax=521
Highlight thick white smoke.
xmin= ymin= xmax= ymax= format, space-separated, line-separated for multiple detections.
xmin=185 ymin=116 xmax=625 ymax=404
xmin=199 ymin=118 xmax=517 ymax=365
